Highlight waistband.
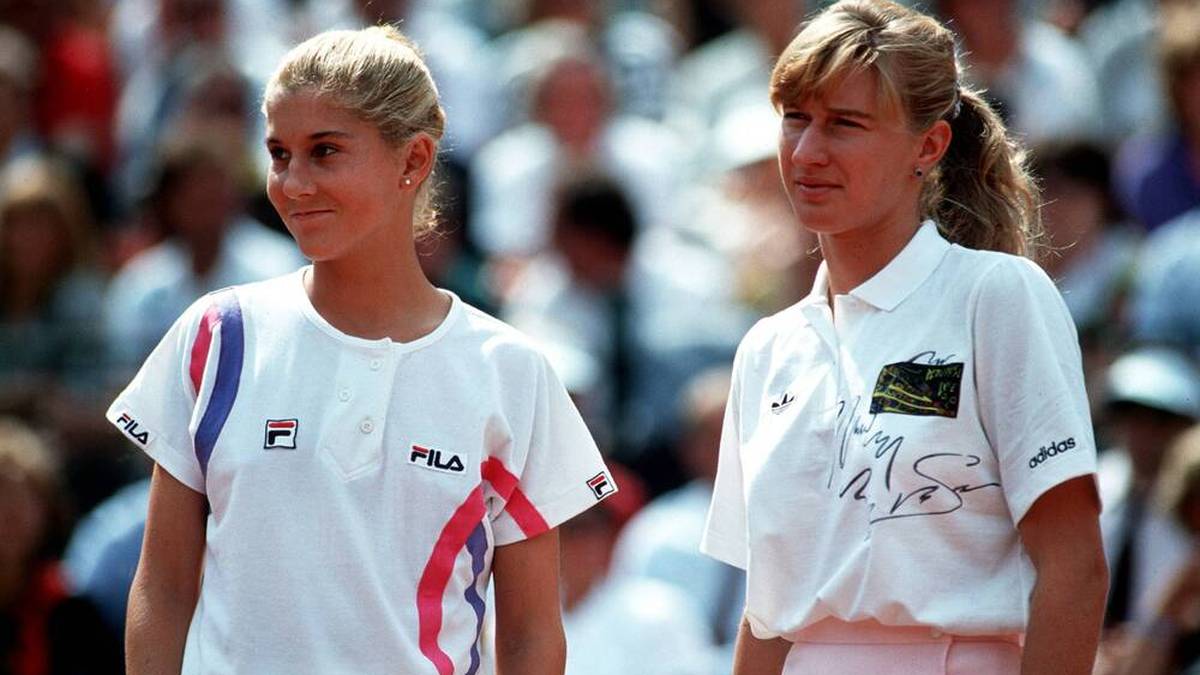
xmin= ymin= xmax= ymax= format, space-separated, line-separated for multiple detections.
xmin=792 ymin=618 xmax=1023 ymax=646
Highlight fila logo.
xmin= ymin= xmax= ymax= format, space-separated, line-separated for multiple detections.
xmin=770 ymin=391 xmax=795 ymax=414
xmin=263 ymin=419 xmax=298 ymax=449
xmin=116 ymin=412 xmax=150 ymax=445
xmin=409 ymin=444 xmax=466 ymax=475
xmin=587 ymin=472 xmax=616 ymax=500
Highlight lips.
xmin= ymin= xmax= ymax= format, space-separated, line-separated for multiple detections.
xmin=289 ymin=208 xmax=335 ymax=220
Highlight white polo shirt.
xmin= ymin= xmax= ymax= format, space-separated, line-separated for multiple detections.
xmin=107 ymin=268 xmax=616 ymax=675
xmin=702 ymin=222 xmax=1096 ymax=639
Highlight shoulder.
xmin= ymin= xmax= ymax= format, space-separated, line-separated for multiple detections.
xmin=943 ymin=246 xmax=1060 ymax=304
xmin=455 ymin=300 xmax=556 ymax=373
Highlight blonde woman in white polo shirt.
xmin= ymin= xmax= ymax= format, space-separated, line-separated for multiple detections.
xmin=109 ymin=26 xmax=615 ymax=675
xmin=701 ymin=2 xmax=1108 ymax=674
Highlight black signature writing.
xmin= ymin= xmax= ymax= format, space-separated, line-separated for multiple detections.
xmin=830 ymin=394 xmax=999 ymax=526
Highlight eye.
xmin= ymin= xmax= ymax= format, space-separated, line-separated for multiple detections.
xmin=783 ymin=111 xmax=810 ymax=122
xmin=267 ymin=146 xmax=289 ymax=162
xmin=312 ymin=143 xmax=338 ymax=159
xmin=834 ymin=117 xmax=864 ymax=128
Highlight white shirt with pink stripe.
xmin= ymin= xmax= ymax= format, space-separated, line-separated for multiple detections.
xmin=107 ymin=267 xmax=615 ymax=675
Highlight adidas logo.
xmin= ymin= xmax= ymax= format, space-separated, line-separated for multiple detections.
xmin=770 ymin=392 xmax=795 ymax=414
xmin=1028 ymin=437 xmax=1076 ymax=468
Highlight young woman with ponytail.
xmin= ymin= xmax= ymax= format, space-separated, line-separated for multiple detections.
xmin=700 ymin=2 xmax=1107 ymax=673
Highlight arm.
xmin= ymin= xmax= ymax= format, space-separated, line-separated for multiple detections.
xmin=493 ymin=528 xmax=567 ymax=675
xmin=732 ymin=615 xmax=791 ymax=675
xmin=126 ymin=464 xmax=207 ymax=675
xmin=1018 ymin=475 xmax=1109 ymax=675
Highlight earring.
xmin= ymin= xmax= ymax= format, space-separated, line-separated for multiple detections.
xmin=403 ymin=177 xmax=413 ymax=186
xmin=914 ymin=167 xmax=924 ymax=178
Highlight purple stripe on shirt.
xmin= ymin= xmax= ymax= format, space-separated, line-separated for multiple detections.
xmin=464 ymin=522 xmax=488 ymax=675
xmin=194 ymin=290 xmax=244 ymax=478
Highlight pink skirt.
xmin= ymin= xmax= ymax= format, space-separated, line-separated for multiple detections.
xmin=782 ymin=618 xmax=1022 ymax=675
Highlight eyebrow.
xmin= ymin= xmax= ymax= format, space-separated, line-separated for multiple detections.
xmin=265 ymin=130 xmax=353 ymax=144
xmin=827 ymin=107 xmax=874 ymax=120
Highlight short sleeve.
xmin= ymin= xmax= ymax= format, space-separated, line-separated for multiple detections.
xmin=972 ymin=257 xmax=1097 ymax=523
xmin=701 ymin=345 xmax=748 ymax=569
xmin=105 ymin=296 xmax=210 ymax=493
xmin=487 ymin=353 xmax=613 ymax=546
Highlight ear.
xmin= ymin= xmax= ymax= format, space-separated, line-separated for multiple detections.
xmin=916 ymin=119 xmax=952 ymax=172
xmin=399 ymin=133 xmax=437 ymax=189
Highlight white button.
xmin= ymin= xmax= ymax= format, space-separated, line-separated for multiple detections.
xmin=359 ymin=418 xmax=374 ymax=434
xmin=338 ymin=388 xmax=351 ymax=402
xmin=369 ymin=358 xmax=383 ymax=371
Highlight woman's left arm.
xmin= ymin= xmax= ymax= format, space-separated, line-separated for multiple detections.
xmin=1018 ymin=475 xmax=1109 ymax=675
xmin=493 ymin=528 xmax=567 ymax=675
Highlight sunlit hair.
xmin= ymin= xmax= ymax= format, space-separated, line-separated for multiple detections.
xmin=264 ymin=26 xmax=446 ymax=238
xmin=769 ymin=0 xmax=1040 ymax=256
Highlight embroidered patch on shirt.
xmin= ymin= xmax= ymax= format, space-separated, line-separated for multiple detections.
xmin=870 ymin=362 xmax=964 ymax=418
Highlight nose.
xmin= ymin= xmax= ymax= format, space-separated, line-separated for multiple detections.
xmin=280 ymin=159 xmax=316 ymax=200
xmin=787 ymin=126 xmax=830 ymax=168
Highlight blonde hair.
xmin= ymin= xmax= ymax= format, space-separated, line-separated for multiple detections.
xmin=264 ymin=26 xmax=446 ymax=238
xmin=769 ymin=0 xmax=1040 ymax=256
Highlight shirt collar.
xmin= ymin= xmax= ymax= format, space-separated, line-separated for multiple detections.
xmin=851 ymin=220 xmax=951 ymax=311
xmin=801 ymin=220 xmax=952 ymax=313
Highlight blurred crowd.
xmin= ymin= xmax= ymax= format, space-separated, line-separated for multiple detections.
xmin=2 ymin=0 xmax=1200 ymax=673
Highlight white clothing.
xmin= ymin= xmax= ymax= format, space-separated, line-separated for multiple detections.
xmin=107 ymin=269 xmax=614 ymax=675
xmin=702 ymin=222 xmax=1097 ymax=639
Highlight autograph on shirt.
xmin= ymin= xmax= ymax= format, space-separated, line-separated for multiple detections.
xmin=828 ymin=351 xmax=1000 ymax=526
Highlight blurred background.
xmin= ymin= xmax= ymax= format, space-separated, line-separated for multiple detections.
xmin=2 ymin=0 xmax=1200 ymax=673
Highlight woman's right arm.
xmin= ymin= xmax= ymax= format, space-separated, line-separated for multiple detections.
xmin=732 ymin=615 xmax=792 ymax=675
xmin=127 ymin=464 xmax=208 ymax=675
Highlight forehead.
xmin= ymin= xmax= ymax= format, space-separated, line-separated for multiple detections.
xmin=783 ymin=69 xmax=883 ymax=110
xmin=263 ymin=88 xmax=368 ymax=135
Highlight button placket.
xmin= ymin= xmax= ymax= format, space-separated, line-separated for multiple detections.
xmin=323 ymin=351 xmax=395 ymax=480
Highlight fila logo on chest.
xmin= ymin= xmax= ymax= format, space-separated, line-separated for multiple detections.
xmin=264 ymin=419 xmax=298 ymax=449
xmin=409 ymin=444 xmax=466 ymax=475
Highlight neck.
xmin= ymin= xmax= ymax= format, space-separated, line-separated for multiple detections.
xmin=307 ymin=243 xmax=449 ymax=343
xmin=819 ymin=217 xmax=922 ymax=298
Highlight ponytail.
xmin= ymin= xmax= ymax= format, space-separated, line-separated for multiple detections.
xmin=925 ymin=87 xmax=1041 ymax=257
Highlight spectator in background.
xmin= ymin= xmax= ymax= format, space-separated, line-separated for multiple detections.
xmin=103 ymin=133 xmax=303 ymax=371
xmin=1097 ymin=348 xmax=1200 ymax=631
xmin=471 ymin=24 xmax=684 ymax=258
xmin=0 ymin=25 xmax=42 ymax=170
xmin=560 ymin=465 xmax=715 ymax=675
xmin=613 ymin=366 xmax=745 ymax=674
xmin=31 ymin=1 xmax=119 ymax=176
xmin=937 ymin=0 xmax=1104 ymax=143
xmin=628 ymin=100 xmax=816 ymax=460
xmin=0 ymin=156 xmax=106 ymax=407
xmin=0 ymin=417 xmax=121 ymax=675
xmin=1114 ymin=0 xmax=1200 ymax=231
xmin=503 ymin=172 xmax=639 ymax=456
xmin=667 ymin=0 xmax=806 ymax=133
xmin=1097 ymin=425 xmax=1200 ymax=675
xmin=1127 ymin=202 xmax=1200 ymax=355
xmin=1076 ymin=0 xmax=1167 ymax=142
xmin=1034 ymin=141 xmax=1139 ymax=337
